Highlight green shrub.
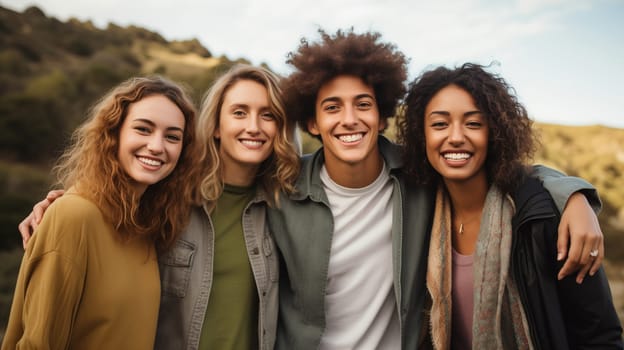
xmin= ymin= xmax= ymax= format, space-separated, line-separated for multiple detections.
xmin=66 ymin=38 xmax=94 ymax=57
xmin=0 ymin=94 xmax=67 ymax=162
xmin=0 ymin=50 xmax=29 ymax=75
xmin=0 ymin=161 xmax=52 ymax=251
xmin=25 ymin=69 xmax=76 ymax=100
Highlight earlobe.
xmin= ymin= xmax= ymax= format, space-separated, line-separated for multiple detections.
xmin=307 ymin=119 xmax=320 ymax=136
xmin=379 ymin=118 xmax=387 ymax=131
xmin=214 ymin=128 xmax=220 ymax=139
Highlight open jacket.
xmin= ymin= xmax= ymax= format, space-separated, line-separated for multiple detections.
xmin=154 ymin=190 xmax=279 ymax=350
xmin=424 ymin=176 xmax=621 ymax=349
xmin=266 ymin=137 xmax=435 ymax=349
xmin=512 ymin=176 xmax=623 ymax=349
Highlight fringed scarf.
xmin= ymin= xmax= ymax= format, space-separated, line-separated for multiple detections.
xmin=426 ymin=185 xmax=533 ymax=349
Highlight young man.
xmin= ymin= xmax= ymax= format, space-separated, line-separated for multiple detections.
xmin=266 ymin=29 xmax=604 ymax=349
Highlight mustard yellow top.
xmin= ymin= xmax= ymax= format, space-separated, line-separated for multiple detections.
xmin=2 ymin=192 xmax=160 ymax=350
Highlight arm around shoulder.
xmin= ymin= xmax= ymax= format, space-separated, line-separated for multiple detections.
xmin=531 ymin=164 xmax=601 ymax=213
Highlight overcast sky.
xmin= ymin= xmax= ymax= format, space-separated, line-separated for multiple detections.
xmin=2 ymin=0 xmax=623 ymax=127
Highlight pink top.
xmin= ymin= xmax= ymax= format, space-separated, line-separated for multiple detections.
xmin=451 ymin=248 xmax=474 ymax=350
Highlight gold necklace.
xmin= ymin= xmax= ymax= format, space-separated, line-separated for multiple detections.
xmin=454 ymin=213 xmax=480 ymax=235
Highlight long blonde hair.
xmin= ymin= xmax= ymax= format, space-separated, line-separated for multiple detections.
xmin=54 ymin=76 xmax=200 ymax=250
xmin=196 ymin=64 xmax=299 ymax=208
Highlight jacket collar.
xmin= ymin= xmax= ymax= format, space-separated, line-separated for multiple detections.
xmin=289 ymin=135 xmax=403 ymax=201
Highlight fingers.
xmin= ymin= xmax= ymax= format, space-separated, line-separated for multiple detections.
xmin=557 ymin=192 xmax=605 ymax=281
xmin=577 ymin=231 xmax=596 ymax=267
xmin=575 ymin=240 xmax=602 ymax=283
xmin=575 ymin=235 xmax=595 ymax=283
xmin=589 ymin=235 xmax=604 ymax=277
xmin=575 ymin=262 xmax=591 ymax=284
xmin=556 ymin=217 xmax=570 ymax=262
xmin=558 ymin=241 xmax=581 ymax=280
xmin=557 ymin=229 xmax=596 ymax=281
xmin=33 ymin=192 xmax=60 ymax=224
xmin=46 ymin=189 xmax=65 ymax=201
xmin=560 ymin=231 xmax=602 ymax=283
xmin=18 ymin=212 xmax=36 ymax=250
xmin=18 ymin=190 xmax=64 ymax=250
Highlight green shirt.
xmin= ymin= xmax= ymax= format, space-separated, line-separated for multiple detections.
xmin=198 ymin=184 xmax=259 ymax=350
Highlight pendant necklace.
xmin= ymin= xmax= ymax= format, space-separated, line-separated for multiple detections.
xmin=455 ymin=213 xmax=480 ymax=235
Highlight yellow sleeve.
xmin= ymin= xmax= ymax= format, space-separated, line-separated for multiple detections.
xmin=13 ymin=196 xmax=90 ymax=349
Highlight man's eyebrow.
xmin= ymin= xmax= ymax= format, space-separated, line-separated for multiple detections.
xmin=319 ymin=93 xmax=375 ymax=105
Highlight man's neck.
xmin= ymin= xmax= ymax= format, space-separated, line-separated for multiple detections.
xmin=322 ymin=150 xmax=384 ymax=188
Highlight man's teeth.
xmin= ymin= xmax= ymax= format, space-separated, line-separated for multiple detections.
xmin=443 ymin=153 xmax=470 ymax=160
xmin=338 ymin=134 xmax=363 ymax=143
xmin=138 ymin=157 xmax=162 ymax=166
xmin=241 ymin=140 xmax=263 ymax=147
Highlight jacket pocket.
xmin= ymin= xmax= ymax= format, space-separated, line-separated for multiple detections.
xmin=159 ymin=239 xmax=195 ymax=298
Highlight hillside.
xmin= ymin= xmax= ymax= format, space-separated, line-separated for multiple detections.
xmin=534 ymin=123 xmax=624 ymax=259
xmin=0 ymin=5 xmax=250 ymax=163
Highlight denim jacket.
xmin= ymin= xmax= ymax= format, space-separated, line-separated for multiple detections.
xmin=154 ymin=191 xmax=279 ymax=350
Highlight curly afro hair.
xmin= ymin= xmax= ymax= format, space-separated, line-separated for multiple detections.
xmin=397 ymin=63 xmax=538 ymax=194
xmin=282 ymin=28 xmax=408 ymax=139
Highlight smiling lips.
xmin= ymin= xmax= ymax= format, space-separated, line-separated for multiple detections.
xmin=137 ymin=156 xmax=163 ymax=167
xmin=240 ymin=139 xmax=265 ymax=148
xmin=443 ymin=152 xmax=471 ymax=160
xmin=337 ymin=132 xmax=364 ymax=143
xmin=442 ymin=152 xmax=472 ymax=167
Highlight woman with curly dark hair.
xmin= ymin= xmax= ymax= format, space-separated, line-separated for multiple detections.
xmin=399 ymin=63 xmax=622 ymax=349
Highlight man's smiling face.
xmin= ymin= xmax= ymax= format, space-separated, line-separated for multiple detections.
xmin=308 ymin=75 xmax=386 ymax=171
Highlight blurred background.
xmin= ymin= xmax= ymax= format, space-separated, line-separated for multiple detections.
xmin=0 ymin=0 xmax=622 ymax=340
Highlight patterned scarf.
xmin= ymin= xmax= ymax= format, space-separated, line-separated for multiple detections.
xmin=426 ymin=185 xmax=533 ymax=349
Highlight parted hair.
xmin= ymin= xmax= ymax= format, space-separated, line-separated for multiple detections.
xmin=398 ymin=63 xmax=538 ymax=194
xmin=195 ymin=64 xmax=299 ymax=208
xmin=54 ymin=76 xmax=200 ymax=251
xmin=282 ymin=28 xmax=408 ymax=139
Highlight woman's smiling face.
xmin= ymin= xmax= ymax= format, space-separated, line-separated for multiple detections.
xmin=424 ymin=84 xmax=489 ymax=186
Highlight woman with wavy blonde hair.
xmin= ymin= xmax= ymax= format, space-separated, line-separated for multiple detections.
xmin=3 ymin=76 xmax=199 ymax=350
xmin=155 ymin=64 xmax=299 ymax=350
xmin=195 ymin=64 xmax=299 ymax=206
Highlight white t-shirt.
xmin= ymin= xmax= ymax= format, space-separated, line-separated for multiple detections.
xmin=318 ymin=163 xmax=400 ymax=349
